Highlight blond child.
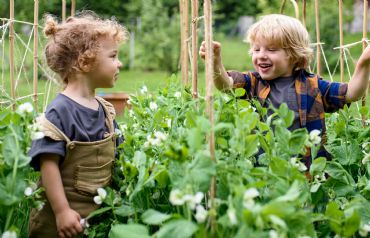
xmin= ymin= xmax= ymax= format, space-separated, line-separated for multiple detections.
xmin=28 ymin=13 xmax=128 ymax=237
xmin=199 ymin=14 xmax=370 ymax=168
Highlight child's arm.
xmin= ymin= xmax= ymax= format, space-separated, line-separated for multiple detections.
xmin=40 ymin=154 xmax=83 ymax=237
xmin=346 ymin=45 xmax=370 ymax=102
xmin=199 ymin=41 xmax=233 ymax=91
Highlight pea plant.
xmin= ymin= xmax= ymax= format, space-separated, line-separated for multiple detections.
xmin=0 ymin=102 xmax=44 ymax=237
xmin=84 ymin=76 xmax=370 ymax=238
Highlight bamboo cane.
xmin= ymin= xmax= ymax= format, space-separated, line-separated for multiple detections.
xmin=204 ymin=0 xmax=216 ymax=234
xmin=9 ymin=0 xmax=15 ymax=111
xmin=180 ymin=0 xmax=189 ymax=86
xmin=362 ymin=0 xmax=368 ymax=125
xmin=71 ymin=0 xmax=76 ymax=16
xmin=33 ymin=0 xmax=39 ymax=111
xmin=314 ymin=0 xmax=321 ymax=75
xmin=280 ymin=0 xmax=287 ymax=14
xmin=62 ymin=0 xmax=66 ymax=22
xmin=191 ymin=0 xmax=198 ymax=98
xmin=339 ymin=0 xmax=344 ymax=83
xmin=290 ymin=0 xmax=299 ymax=19
xmin=302 ymin=0 xmax=307 ymax=28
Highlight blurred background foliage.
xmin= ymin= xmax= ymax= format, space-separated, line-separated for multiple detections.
xmin=0 ymin=0 xmax=359 ymax=74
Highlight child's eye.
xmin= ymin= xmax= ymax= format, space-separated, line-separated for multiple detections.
xmin=253 ymin=49 xmax=260 ymax=52
xmin=268 ymin=48 xmax=276 ymax=51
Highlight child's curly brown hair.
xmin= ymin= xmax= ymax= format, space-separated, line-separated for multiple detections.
xmin=43 ymin=11 xmax=128 ymax=84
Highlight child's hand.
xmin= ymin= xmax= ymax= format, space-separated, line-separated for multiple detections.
xmin=358 ymin=44 xmax=370 ymax=66
xmin=199 ymin=41 xmax=222 ymax=65
xmin=56 ymin=208 xmax=83 ymax=238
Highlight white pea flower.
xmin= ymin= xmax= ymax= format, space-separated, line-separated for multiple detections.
xmin=243 ymin=188 xmax=259 ymax=210
xmin=194 ymin=205 xmax=208 ymax=223
xmin=133 ymin=123 xmax=139 ymax=129
xmin=309 ymin=129 xmax=321 ymax=145
xmin=31 ymin=131 xmax=45 ymax=140
xmin=1 ymin=231 xmax=17 ymax=238
xmin=154 ymin=131 xmax=167 ymax=141
xmin=184 ymin=192 xmax=204 ymax=210
xmin=93 ymin=188 xmax=107 ymax=205
xmin=128 ymin=109 xmax=135 ymax=118
xmin=310 ymin=183 xmax=321 ymax=193
xmin=359 ymin=222 xmax=370 ymax=237
xmin=227 ymin=208 xmax=238 ymax=225
xmin=174 ymin=91 xmax=181 ymax=98
xmin=140 ymin=86 xmax=148 ymax=94
xmin=120 ymin=124 xmax=128 ymax=131
xmin=127 ymin=99 xmax=131 ymax=105
xmin=243 ymin=199 xmax=255 ymax=210
xmin=115 ymin=128 xmax=123 ymax=137
xmin=169 ymin=189 xmax=185 ymax=206
xmin=362 ymin=152 xmax=370 ymax=165
xmin=17 ymin=102 xmax=33 ymax=115
xmin=290 ymin=157 xmax=307 ymax=172
xmin=24 ymin=187 xmax=33 ymax=196
xmin=362 ymin=142 xmax=370 ymax=150
xmin=244 ymin=188 xmax=259 ymax=200
xmin=80 ymin=218 xmax=90 ymax=228
xmin=166 ymin=118 xmax=172 ymax=128
xmin=149 ymin=102 xmax=158 ymax=111
xmin=269 ymin=230 xmax=279 ymax=238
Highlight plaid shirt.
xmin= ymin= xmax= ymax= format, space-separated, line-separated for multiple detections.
xmin=228 ymin=69 xmax=349 ymax=167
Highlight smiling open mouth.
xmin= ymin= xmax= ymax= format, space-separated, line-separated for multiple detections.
xmin=258 ymin=63 xmax=272 ymax=69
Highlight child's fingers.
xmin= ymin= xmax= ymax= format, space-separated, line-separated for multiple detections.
xmin=199 ymin=41 xmax=221 ymax=59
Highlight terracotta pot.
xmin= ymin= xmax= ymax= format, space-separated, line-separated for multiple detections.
xmin=99 ymin=92 xmax=130 ymax=115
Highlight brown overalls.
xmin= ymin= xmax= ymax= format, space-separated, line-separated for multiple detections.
xmin=29 ymin=97 xmax=116 ymax=237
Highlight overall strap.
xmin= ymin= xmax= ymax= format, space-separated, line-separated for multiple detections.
xmin=95 ymin=96 xmax=116 ymax=133
xmin=37 ymin=115 xmax=71 ymax=143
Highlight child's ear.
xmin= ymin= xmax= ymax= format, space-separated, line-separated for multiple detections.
xmin=77 ymin=56 xmax=93 ymax=72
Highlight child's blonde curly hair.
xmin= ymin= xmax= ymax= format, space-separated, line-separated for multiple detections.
xmin=245 ymin=14 xmax=313 ymax=70
xmin=43 ymin=11 xmax=128 ymax=84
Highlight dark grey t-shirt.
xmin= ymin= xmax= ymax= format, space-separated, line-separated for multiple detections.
xmin=266 ymin=76 xmax=300 ymax=130
xmin=29 ymin=93 xmax=124 ymax=170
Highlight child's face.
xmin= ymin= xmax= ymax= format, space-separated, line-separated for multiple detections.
xmin=251 ymin=39 xmax=294 ymax=80
xmin=89 ymin=37 xmax=122 ymax=88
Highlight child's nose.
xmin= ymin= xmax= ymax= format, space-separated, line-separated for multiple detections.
xmin=117 ymin=60 xmax=123 ymax=69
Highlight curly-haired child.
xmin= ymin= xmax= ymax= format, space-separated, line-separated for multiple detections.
xmin=28 ymin=12 xmax=128 ymax=237
xmin=200 ymin=14 xmax=370 ymax=169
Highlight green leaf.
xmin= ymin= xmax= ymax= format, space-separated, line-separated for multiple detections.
xmin=288 ymin=128 xmax=308 ymax=155
xmin=109 ymin=224 xmax=151 ymax=238
xmin=325 ymin=202 xmax=343 ymax=235
xmin=3 ymin=134 xmax=18 ymax=166
xmin=275 ymin=181 xmax=301 ymax=202
xmin=86 ymin=207 xmax=112 ymax=219
xmin=343 ymin=210 xmax=360 ymax=237
xmin=141 ymin=209 xmax=171 ymax=225
xmin=244 ymin=134 xmax=259 ymax=158
xmin=130 ymin=151 xmax=148 ymax=201
xmin=196 ymin=116 xmax=211 ymax=133
xmin=155 ymin=219 xmax=198 ymax=238
xmin=235 ymin=88 xmax=246 ymax=97
xmin=187 ymin=153 xmax=216 ymax=192
xmin=325 ymin=162 xmax=355 ymax=186
xmin=18 ymin=153 xmax=31 ymax=168
xmin=187 ymin=128 xmax=203 ymax=153
xmin=310 ymin=157 xmax=327 ymax=176
xmin=114 ymin=205 xmax=137 ymax=218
